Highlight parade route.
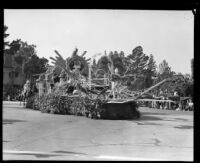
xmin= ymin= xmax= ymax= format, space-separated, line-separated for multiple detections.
xmin=3 ymin=101 xmax=193 ymax=161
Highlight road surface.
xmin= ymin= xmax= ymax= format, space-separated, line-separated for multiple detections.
xmin=3 ymin=101 xmax=193 ymax=161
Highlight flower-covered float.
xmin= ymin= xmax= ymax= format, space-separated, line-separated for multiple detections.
xmin=33 ymin=48 xmax=179 ymax=119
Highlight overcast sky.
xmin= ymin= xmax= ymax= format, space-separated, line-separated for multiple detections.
xmin=4 ymin=9 xmax=194 ymax=74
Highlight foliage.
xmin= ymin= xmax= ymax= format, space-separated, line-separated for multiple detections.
xmin=126 ymin=46 xmax=149 ymax=75
xmin=158 ymin=59 xmax=172 ymax=77
xmin=4 ymin=26 xmax=21 ymax=56
xmin=4 ymin=25 xmax=10 ymax=52
xmin=96 ymin=51 xmax=126 ymax=78
xmin=171 ymin=74 xmax=193 ymax=97
xmin=108 ymin=51 xmax=126 ymax=75
xmin=144 ymin=54 xmax=157 ymax=88
xmin=23 ymin=55 xmax=48 ymax=79
xmin=8 ymin=39 xmax=21 ymax=55
xmin=122 ymin=46 xmax=148 ymax=90
xmin=26 ymin=96 xmax=35 ymax=109
xmin=95 ymin=47 xmax=156 ymax=91
xmin=26 ymin=92 xmax=108 ymax=118
xmin=151 ymin=72 xmax=193 ymax=97
xmin=97 ymin=55 xmax=111 ymax=77
xmin=18 ymin=41 xmax=37 ymax=58
xmin=3 ymin=34 xmax=49 ymax=81
xmin=191 ymin=58 xmax=193 ymax=79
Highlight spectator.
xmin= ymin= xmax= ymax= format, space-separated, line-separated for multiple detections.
xmin=7 ymin=95 xmax=10 ymax=101
xmin=176 ymin=106 xmax=181 ymax=111
xmin=160 ymin=96 xmax=165 ymax=109
xmin=188 ymin=99 xmax=193 ymax=111
xmin=182 ymin=100 xmax=187 ymax=111
xmin=152 ymin=94 xmax=156 ymax=108
xmin=174 ymin=91 xmax=178 ymax=96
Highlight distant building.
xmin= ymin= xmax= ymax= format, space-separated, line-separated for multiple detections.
xmin=3 ymin=53 xmax=25 ymax=97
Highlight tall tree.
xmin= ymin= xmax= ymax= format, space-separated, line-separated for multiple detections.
xmin=126 ymin=46 xmax=149 ymax=75
xmin=158 ymin=59 xmax=171 ymax=76
xmin=155 ymin=59 xmax=175 ymax=85
xmin=152 ymin=59 xmax=174 ymax=94
xmin=144 ymin=54 xmax=157 ymax=88
xmin=108 ymin=51 xmax=125 ymax=75
xmin=125 ymin=46 xmax=149 ymax=90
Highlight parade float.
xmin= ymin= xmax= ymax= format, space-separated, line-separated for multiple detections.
xmin=29 ymin=48 xmax=180 ymax=119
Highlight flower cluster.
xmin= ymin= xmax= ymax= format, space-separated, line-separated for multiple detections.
xmin=26 ymin=93 xmax=107 ymax=118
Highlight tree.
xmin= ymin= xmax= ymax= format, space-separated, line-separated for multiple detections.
xmin=150 ymin=59 xmax=175 ymax=95
xmin=125 ymin=46 xmax=149 ymax=90
xmin=8 ymin=39 xmax=21 ymax=55
xmin=158 ymin=59 xmax=172 ymax=76
xmin=4 ymin=26 xmax=21 ymax=55
xmin=155 ymin=59 xmax=174 ymax=85
xmin=126 ymin=46 xmax=149 ymax=75
xmin=144 ymin=54 xmax=157 ymax=88
xmin=152 ymin=71 xmax=193 ymax=97
xmin=171 ymin=73 xmax=193 ymax=97
xmin=17 ymin=41 xmax=36 ymax=57
xmin=39 ymin=57 xmax=49 ymax=73
xmin=4 ymin=25 xmax=10 ymax=52
xmin=108 ymin=51 xmax=125 ymax=75
xmin=14 ymin=41 xmax=37 ymax=66
xmin=96 ymin=55 xmax=110 ymax=77
xmin=23 ymin=55 xmax=48 ymax=80
xmin=119 ymin=51 xmax=125 ymax=58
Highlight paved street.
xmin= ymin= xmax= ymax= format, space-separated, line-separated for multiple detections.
xmin=3 ymin=101 xmax=193 ymax=161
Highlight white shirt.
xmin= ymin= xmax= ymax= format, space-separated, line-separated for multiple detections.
xmin=188 ymin=102 xmax=193 ymax=107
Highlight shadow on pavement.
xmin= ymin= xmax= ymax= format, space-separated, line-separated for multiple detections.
xmin=140 ymin=112 xmax=167 ymax=115
xmin=53 ymin=150 xmax=87 ymax=155
xmin=3 ymin=140 xmax=11 ymax=142
xmin=173 ymin=118 xmax=188 ymax=121
xmin=3 ymin=119 xmax=27 ymax=125
xmin=174 ymin=125 xmax=193 ymax=129
xmin=5 ymin=153 xmax=62 ymax=158
xmin=138 ymin=114 xmax=163 ymax=121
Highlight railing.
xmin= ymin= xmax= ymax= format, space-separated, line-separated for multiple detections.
xmin=136 ymin=98 xmax=176 ymax=110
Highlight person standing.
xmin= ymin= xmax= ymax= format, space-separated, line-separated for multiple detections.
xmin=174 ymin=91 xmax=178 ymax=96
xmin=188 ymin=99 xmax=193 ymax=111
xmin=152 ymin=94 xmax=156 ymax=108
xmin=7 ymin=95 xmax=10 ymax=101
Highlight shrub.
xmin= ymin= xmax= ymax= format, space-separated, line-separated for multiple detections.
xmin=32 ymin=94 xmax=40 ymax=110
xmin=26 ymin=95 xmax=35 ymax=109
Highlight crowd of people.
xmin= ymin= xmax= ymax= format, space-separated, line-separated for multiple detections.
xmin=3 ymin=81 xmax=39 ymax=102
xmin=141 ymin=90 xmax=193 ymax=111
xmin=3 ymin=86 xmax=23 ymax=101
xmin=150 ymin=98 xmax=193 ymax=111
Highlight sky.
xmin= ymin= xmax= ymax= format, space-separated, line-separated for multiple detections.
xmin=4 ymin=9 xmax=194 ymax=74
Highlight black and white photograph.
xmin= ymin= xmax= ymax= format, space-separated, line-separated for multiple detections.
xmin=3 ymin=9 xmax=194 ymax=161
